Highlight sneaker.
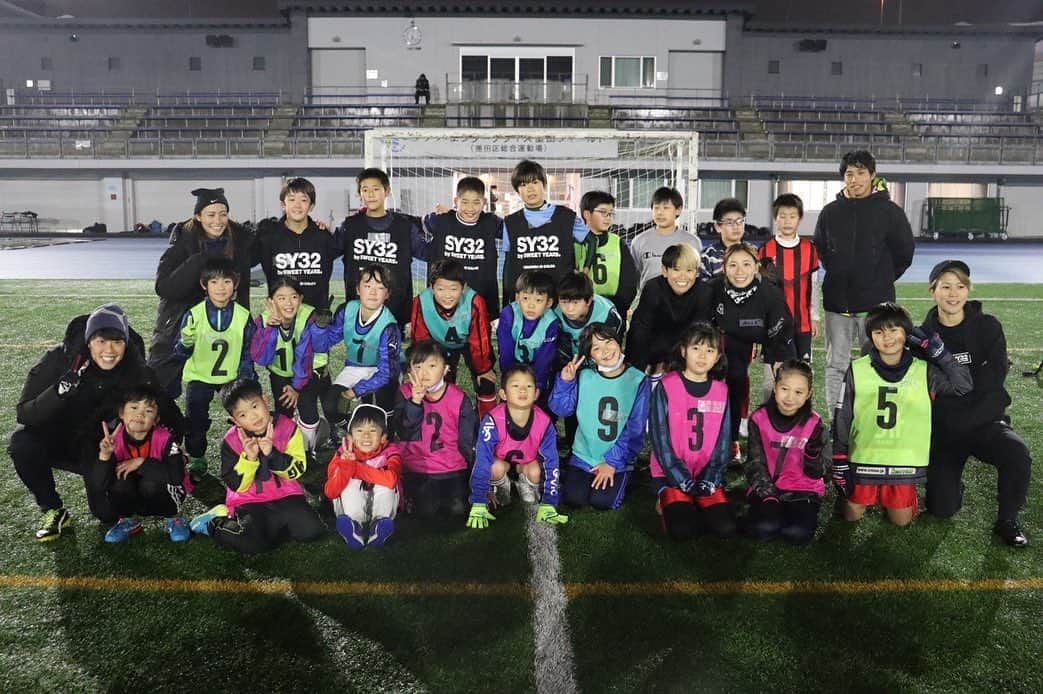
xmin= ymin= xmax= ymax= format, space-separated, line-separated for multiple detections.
xmin=729 ymin=441 xmax=744 ymax=468
xmin=335 ymin=515 xmax=367 ymax=550
xmin=515 ymin=476 xmax=539 ymax=504
xmin=188 ymin=456 xmax=208 ymax=481
xmin=368 ymin=517 xmax=395 ymax=548
xmin=166 ymin=516 xmax=191 ymax=543
xmin=35 ymin=507 xmax=73 ymax=542
xmin=189 ymin=504 xmax=229 ymax=536
xmin=104 ymin=517 xmax=143 ymax=544
xmin=993 ymin=520 xmax=1029 ymax=548
xmin=492 ymin=478 xmax=513 ymax=508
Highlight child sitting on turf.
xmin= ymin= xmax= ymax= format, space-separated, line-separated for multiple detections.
xmin=325 ymin=404 xmax=402 ymax=549
xmin=626 ymin=244 xmax=707 ymax=377
xmin=549 ymin=323 xmax=650 ymax=511
xmin=410 ymin=258 xmax=498 ymax=420
xmin=744 ymin=360 xmax=826 ymax=546
xmin=190 ymin=379 xmax=324 ymax=554
xmin=496 ymin=270 xmax=561 ymax=402
xmin=467 ymin=365 xmax=568 ymax=528
xmin=250 ymin=277 xmax=329 ymax=455
xmin=553 ymin=271 xmax=624 ymax=364
xmin=422 ymin=176 xmax=502 ymax=317
xmin=575 ymin=190 xmax=638 ymax=316
xmin=649 ymin=322 xmax=735 ymax=540
xmin=393 ymin=341 xmax=476 ymax=517
xmin=832 ymin=302 xmax=971 ymax=526
xmin=304 ymin=263 xmax=402 ymax=421
xmin=91 ymin=383 xmax=191 ymax=543
xmin=175 ymin=256 xmax=255 ymax=479
xmin=501 ymin=159 xmax=596 ymax=304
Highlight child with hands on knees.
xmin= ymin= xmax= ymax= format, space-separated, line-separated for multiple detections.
xmin=744 ymin=360 xmax=826 ymax=546
xmin=190 ymin=379 xmax=324 ymax=554
xmin=92 ymin=384 xmax=191 ymax=543
xmin=393 ymin=341 xmax=477 ymax=518
xmin=649 ymin=322 xmax=736 ymax=540
xmin=324 ymin=404 xmax=402 ymax=549
xmin=549 ymin=323 xmax=649 ymax=510
xmin=250 ymin=277 xmax=329 ymax=455
xmin=467 ymin=365 xmax=568 ymax=529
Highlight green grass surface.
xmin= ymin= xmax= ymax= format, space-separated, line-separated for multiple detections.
xmin=0 ymin=280 xmax=1040 ymax=693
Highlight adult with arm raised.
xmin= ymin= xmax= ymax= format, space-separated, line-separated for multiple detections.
xmin=149 ymin=188 xmax=254 ymax=397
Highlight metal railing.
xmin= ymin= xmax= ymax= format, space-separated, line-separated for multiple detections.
xmin=446 ymin=78 xmax=587 ymax=105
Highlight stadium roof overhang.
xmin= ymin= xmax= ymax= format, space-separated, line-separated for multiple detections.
xmin=276 ymin=1 xmax=751 ymax=18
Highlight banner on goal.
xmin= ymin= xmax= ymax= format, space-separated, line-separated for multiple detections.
xmin=363 ymin=128 xmax=699 ymax=240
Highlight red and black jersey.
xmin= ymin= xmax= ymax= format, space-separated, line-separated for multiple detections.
xmin=759 ymin=237 xmax=819 ymax=335
xmin=410 ymin=292 xmax=496 ymax=376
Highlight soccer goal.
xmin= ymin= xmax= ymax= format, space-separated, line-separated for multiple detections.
xmin=363 ymin=128 xmax=699 ymax=240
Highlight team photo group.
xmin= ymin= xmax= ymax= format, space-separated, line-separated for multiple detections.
xmin=9 ymin=149 xmax=1032 ymax=554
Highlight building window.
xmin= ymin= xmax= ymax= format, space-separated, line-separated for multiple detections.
xmin=108 ymin=57 xmax=121 ymax=71
xmin=699 ymin=179 xmax=748 ymax=210
xmin=41 ymin=57 xmax=53 ymax=71
xmin=768 ymin=60 xmax=780 ymax=75
xmin=977 ymin=63 xmax=989 ymax=78
xmin=253 ymin=56 xmax=266 ymax=71
xmin=831 ymin=61 xmax=843 ymax=76
xmin=599 ymin=56 xmax=656 ymax=88
xmin=913 ymin=63 xmax=922 ymax=77
xmin=189 ymin=56 xmax=202 ymax=71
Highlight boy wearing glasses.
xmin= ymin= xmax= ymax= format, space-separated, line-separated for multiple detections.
xmin=575 ymin=191 xmax=638 ymax=316
xmin=630 ymin=186 xmax=701 ymax=291
xmin=699 ymin=197 xmax=747 ymax=282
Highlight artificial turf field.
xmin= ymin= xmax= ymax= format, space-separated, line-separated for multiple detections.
xmin=0 ymin=279 xmax=1040 ymax=694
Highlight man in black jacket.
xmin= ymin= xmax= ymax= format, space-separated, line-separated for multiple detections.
xmin=814 ymin=150 xmax=915 ymax=414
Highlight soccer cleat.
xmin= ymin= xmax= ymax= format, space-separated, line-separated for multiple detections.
xmin=489 ymin=476 xmax=512 ymax=509
xmin=104 ymin=517 xmax=143 ymax=544
xmin=335 ymin=515 xmax=367 ymax=550
xmin=993 ymin=520 xmax=1029 ymax=548
xmin=189 ymin=504 xmax=229 ymax=536
xmin=368 ymin=517 xmax=395 ymax=548
xmin=515 ymin=475 xmax=539 ymax=504
xmin=729 ymin=441 xmax=744 ymax=468
xmin=187 ymin=456 xmax=208 ymax=481
xmin=166 ymin=516 xmax=191 ymax=543
xmin=35 ymin=507 xmax=73 ymax=542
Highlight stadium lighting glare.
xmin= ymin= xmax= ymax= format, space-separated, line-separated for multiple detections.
xmin=995 ymin=86 xmax=1004 ymax=95
xmin=25 ymin=79 xmax=33 ymax=87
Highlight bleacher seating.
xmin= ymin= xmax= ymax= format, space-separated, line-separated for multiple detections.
xmin=291 ymin=104 xmax=420 ymax=136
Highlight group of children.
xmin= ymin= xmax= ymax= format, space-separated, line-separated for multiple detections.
xmin=91 ymin=157 xmax=979 ymax=554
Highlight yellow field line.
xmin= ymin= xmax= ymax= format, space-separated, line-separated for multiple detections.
xmin=2 ymin=574 xmax=1041 ymax=598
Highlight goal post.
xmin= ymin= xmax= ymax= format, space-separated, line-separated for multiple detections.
xmin=363 ymin=128 xmax=699 ymax=238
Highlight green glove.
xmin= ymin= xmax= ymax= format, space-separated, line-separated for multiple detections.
xmin=536 ymin=504 xmax=569 ymax=525
xmin=466 ymin=503 xmax=496 ymax=529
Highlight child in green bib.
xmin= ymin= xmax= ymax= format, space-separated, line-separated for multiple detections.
xmin=832 ymin=302 xmax=971 ymax=526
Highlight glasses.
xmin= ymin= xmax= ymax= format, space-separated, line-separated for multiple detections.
xmin=593 ymin=208 xmax=615 ymax=218
xmin=715 ymin=217 xmax=746 ymax=228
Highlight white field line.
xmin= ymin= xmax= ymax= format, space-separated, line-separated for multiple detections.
xmin=526 ymin=510 xmax=578 ymax=694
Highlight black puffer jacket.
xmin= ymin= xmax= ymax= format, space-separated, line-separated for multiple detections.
xmin=921 ymin=300 xmax=1013 ymax=438
xmin=148 ymin=220 xmax=254 ymax=392
xmin=16 ymin=314 xmax=182 ymax=460
xmin=813 ymin=185 xmax=914 ymax=314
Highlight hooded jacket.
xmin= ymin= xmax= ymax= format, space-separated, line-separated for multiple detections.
xmin=813 ymin=181 xmax=914 ymax=314
xmin=921 ymin=300 xmax=1012 ymax=438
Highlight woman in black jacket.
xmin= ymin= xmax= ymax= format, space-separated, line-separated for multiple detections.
xmin=701 ymin=243 xmax=795 ymax=454
xmin=148 ymin=188 xmax=254 ymax=396
xmin=8 ymin=305 xmax=182 ymax=541
xmin=921 ymin=260 xmax=1031 ymax=547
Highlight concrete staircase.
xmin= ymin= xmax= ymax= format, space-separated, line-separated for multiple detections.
xmin=95 ymin=104 xmax=147 ymax=156
xmin=420 ymin=103 xmax=446 ymax=127
xmin=261 ymin=103 xmax=299 ymax=156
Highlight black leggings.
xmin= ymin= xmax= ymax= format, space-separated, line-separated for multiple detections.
xmin=927 ymin=421 xmax=1032 ymax=522
xmin=8 ymin=426 xmax=112 ymax=517
xmin=210 ymin=496 xmax=325 ymax=555
xmin=724 ymin=337 xmax=754 ymax=441
xmin=402 ymin=471 xmax=469 ymax=517
xmin=269 ymin=371 xmax=327 ymax=425
xmin=661 ymin=497 xmax=736 ymax=541
xmin=745 ymin=494 xmax=821 ymax=546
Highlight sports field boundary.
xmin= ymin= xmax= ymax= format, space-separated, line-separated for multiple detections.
xmin=3 ymin=574 xmax=1042 ymax=597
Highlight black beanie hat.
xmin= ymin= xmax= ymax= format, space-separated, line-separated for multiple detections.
xmin=192 ymin=188 xmax=229 ymax=215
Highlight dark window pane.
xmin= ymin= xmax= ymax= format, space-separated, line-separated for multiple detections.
xmin=189 ymin=56 xmax=202 ymax=71
xmin=547 ymin=56 xmax=573 ymax=82
xmin=599 ymin=56 xmax=612 ymax=87
xmin=519 ymin=58 xmax=543 ymax=81
xmin=253 ymin=56 xmax=266 ymax=71
xmin=462 ymin=55 xmax=488 ymax=81
xmin=491 ymin=57 xmax=515 ymax=81
xmin=768 ymin=60 xmax=780 ymax=74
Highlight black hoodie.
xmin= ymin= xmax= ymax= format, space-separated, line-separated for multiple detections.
xmin=921 ymin=300 xmax=1012 ymax=438
xmin=813 ymin=184 xmax=915 ymax=314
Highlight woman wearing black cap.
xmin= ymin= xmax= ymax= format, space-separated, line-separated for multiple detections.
xmin=149 ymin=188 xmax=255 ymax=397
xmin=921 ymin=259 xmax=1031 ymax=547
xmin=8 ymin=305 xmax=181 ymax=541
